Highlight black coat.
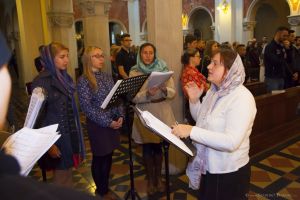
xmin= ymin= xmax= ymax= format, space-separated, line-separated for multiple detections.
xmin=32 ymin=70 xmax=78 ymax=170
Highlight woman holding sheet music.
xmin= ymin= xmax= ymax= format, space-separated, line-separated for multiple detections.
xmin=77 ymin=46 xmax=123 ymax=200
xmin=32 ymin=42 xmax=85 ymax=187
xmin=129 ymin=42 xmax=176 ymax=195
xmin=172 ymin=46 xmax=256 ymax=200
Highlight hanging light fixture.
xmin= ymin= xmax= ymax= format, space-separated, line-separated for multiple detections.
xmin=217 ymin=0 xmax=229 ymax=14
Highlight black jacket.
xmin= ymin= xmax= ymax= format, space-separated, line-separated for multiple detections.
xmin=264 ymin=40 xmax=287 ymax=79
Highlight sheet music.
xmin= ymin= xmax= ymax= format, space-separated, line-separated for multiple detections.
xmin=24 ymin=87 xmax=46 ymax=128
xmin=100 ymin=75 xmax=149 ymax=109
xmin=101 ymin=80 xmax=122 ymax=109
xmin=147 ymin=71 xmax=174 ymax=88
xmin=2 ymin=124 xmax=60 ymax=176
xmin=136 ymin=108 xmax=193 ymax=156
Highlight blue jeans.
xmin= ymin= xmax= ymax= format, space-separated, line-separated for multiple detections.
xmin=265 ymin=77 xmax=284 ymax=93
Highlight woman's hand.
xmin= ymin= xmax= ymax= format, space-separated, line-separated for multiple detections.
xmin=184 ymin=82 xmax=204 ymax=104
xmin=147 ymin=87 xmax=159 ymax=96
xmin=171 ymin=124 xmax=193 ymax=138
xmin=48 ymin=144 xmax=61 ymax=158
xmin=110 ymin=117 xmax=123 ymax=129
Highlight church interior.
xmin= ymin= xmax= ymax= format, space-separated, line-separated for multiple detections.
xmin=1 ymin=0 xmax=300 ymax=199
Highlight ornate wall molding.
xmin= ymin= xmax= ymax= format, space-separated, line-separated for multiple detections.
xmin=140 ymin=32 xmax=148 ymax=41
xmin=288 ymin=15 xmax=300 ymax=26
xmin=243 ymin=21 xmax=256 ymax=31
xmin=47 ymin=12 xmax=74 ymax=28
xmin=104 ymin=3 xmax=111 ymax=16
xmin=79 ymin=0 xmax=112 ymax=17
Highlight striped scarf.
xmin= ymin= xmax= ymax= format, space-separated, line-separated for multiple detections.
xmin=186 ymin=54 xmax=245 ymax=189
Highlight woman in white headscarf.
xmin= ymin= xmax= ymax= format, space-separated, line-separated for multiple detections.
xmin=172 ymin=46 xmax=257 ymax=200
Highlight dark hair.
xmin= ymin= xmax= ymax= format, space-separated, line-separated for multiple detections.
xmin=276 ymin=26 xmax=289 ymax=33
xmin=184 ymin=34 xmax=196 ymax=46
xmin=211 ymin=46 xmax=237 ymax=70
xmin=295 ymin=36 xmax=300 ymax=41
xmin=139 ymin=42 xmax=156 ymax=60
xmin=289 ymin=29 xmax=295 ymax=34
xmin=121 ymin=33 xmax=131 ymax=41
xmin=38 ymin=45 xmax=45 ymax=52
xmin=204 ymin=40 xmax=218 ymax=58
xmin=181 ymin=48 xmax=199 ymax=65
xmin=236 ymin=44 xmax=246 ymax=49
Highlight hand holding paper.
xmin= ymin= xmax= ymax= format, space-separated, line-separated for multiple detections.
xmin=1 ymin=124 xmax=61 ymax=176
xmin=134 ymin=107 xmax=194 ymax=156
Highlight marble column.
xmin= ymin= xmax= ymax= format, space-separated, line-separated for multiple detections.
xmin=48 ymin=0 xmax=77 ymax=80
xmin=243 ymin=21 xmax=256 ymax=43
xmin=127 ymin=0 xmax=141 ymax=45
xmin=288 ymin=15 xmax=300 ymax=35
xmin=15 ymin=0 xmax=45 ymax=85
xmin=232 ymin=0 xmax=243 ymax=43
xmin=146 ymin=0 xmax=186 ymax=174
xmin=79 ymin=0 xmax=112 ymax=74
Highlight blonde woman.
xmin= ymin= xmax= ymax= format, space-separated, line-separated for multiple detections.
xmin=77 ymin=46 xmax=123 ymax=200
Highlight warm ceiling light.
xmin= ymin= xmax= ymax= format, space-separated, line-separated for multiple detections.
xmin=217 ymin=0 xmax=229 ymax=14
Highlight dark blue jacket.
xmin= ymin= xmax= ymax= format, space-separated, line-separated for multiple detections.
xmin=264 ymin=39 xmax=287 ymax=79
xmin=32 ymin=70 xmax=78 ymax=170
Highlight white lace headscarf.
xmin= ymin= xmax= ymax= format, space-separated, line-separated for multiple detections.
xmin=186 ymin=53 xmax=245 ymax=189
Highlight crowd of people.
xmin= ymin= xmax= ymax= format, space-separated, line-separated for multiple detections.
xmin=1 ymin=25 xmax=300 ymax=200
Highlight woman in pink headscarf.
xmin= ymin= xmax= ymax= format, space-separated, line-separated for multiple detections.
xmin=172 ymin=46 xmax=257 ymax=200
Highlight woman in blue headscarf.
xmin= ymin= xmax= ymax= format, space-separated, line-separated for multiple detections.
xmin=129 ymin=43 xmax=176 ymax=195
xmin=32 ymin=42 xmax=85 ymax=187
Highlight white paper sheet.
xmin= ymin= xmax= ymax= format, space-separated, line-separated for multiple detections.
xmin=147 ymin=71 xmax=174 ymax=89
xmin=2 ymin=124 xmax=60 ymax=176
xmin=136 ymin=108 xmax=193 ymax=156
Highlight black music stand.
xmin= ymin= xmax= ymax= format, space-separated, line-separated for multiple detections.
xmin=101 ymin=74 xmax=149 ymax=200
xmin=132 ymin=107 xmax=196 ymax=200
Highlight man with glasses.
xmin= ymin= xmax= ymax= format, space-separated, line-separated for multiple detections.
xmin=115 ymin=33 xmax=136 ymax=79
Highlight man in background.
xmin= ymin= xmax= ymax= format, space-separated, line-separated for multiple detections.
xmin=264 ymin=26 xmax=289 ymax=92
xmin=115 ymin=33 xmax=136 ymax=79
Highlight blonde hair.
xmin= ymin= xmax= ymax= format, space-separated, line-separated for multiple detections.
xmin=81 ymin=46 xmax=102 ymax=91
xmin=50 ymin=41 xmax=69 ymax=57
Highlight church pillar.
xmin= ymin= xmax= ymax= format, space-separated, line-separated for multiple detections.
xmin=15 ymin=0 xmax=45 ymax=85
xmin=79 ymin=0 xmax=112 ymax=74
xmin=288 ymin=15 xmax=300 ymax=36
xmin=232 ymin=0 xmax=243 ymax=43
xmin=48 ymin=0 xmax=77 ymax=80
xmin=146 ymin=0 xmax=186 ymax=174
xmin=243 ymin=21 xmax=256 ymax=43
xmin=127 ymin=0 xmax=141 ymax=45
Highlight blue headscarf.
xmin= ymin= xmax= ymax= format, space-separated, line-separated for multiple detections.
xmin=41 ymin=45 xmax=76 ymax=94
xmin=41 ymin=43 xmax=85 ymax=163
xmin=130 ymin=43 xmax=169 ymax=74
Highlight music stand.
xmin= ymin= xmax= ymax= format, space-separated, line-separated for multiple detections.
xmin=101 ymin=74 xmax=149 ymax=200
xmin=132 ymin=107 xmax=196 ymax=200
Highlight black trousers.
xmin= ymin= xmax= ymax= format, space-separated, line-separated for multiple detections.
xmin=92 ymin=152 xmax=113 ymax=196
xmin=199 ymin=163 xmax=250 ymax=200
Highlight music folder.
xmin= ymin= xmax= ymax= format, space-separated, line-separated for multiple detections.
xmin=133 ymin=106 xmax=196 ymax=157
xmin=1 ymin=124 xmax=61 ymax=176
xmin=24 ymin=87 xmax=46 ymax=128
